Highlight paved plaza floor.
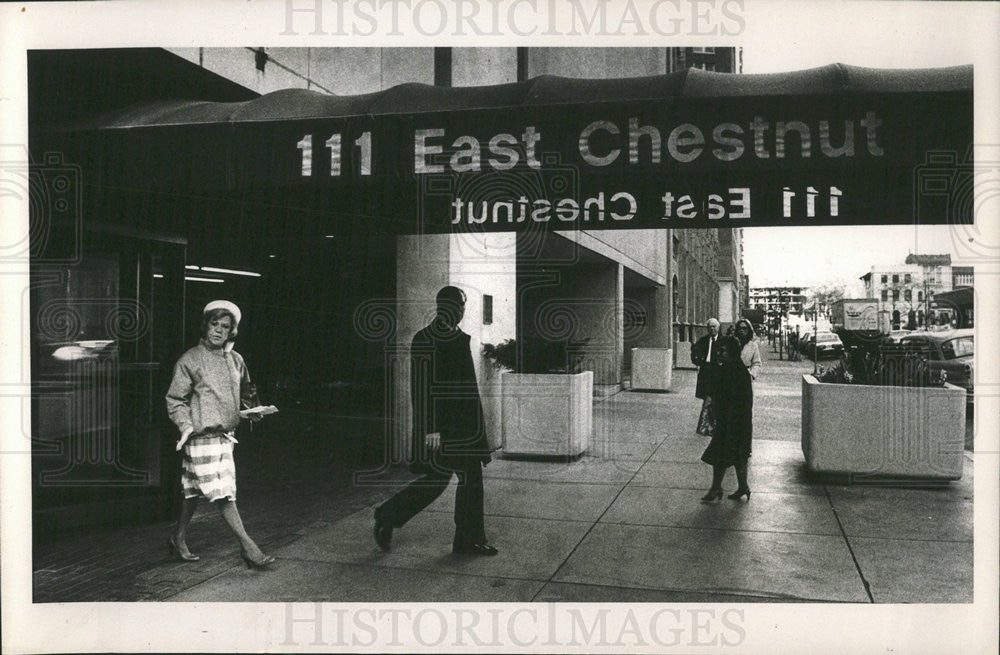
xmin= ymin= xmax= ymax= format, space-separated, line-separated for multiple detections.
xmin=34 ymin=347 xmax=975 ymax=603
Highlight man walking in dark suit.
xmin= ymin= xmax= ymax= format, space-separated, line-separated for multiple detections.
xmin=373 ymin=286 xmax=497 ymax=556
xmin=691 ymin=318 xmax=722 ymax=400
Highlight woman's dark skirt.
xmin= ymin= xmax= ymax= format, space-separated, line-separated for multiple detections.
xmin=701 ymin=367 xmax=753 ymax=467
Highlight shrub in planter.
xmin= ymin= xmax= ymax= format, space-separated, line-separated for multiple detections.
xmin=482 ymin=337 xmax=590 ymax=374
xmin=482 ymin=337 xmax=593 ymax=457
xmin=817 ymin=331 xmax=946 ymax=389
xmin=804 ymin=329 xmax=963 ymax=479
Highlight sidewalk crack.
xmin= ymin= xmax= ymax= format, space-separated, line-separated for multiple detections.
xmin=824 ymin=486 xmax=875 ymax=603
xmin=529 ymin=437 xmax=668 ymax=601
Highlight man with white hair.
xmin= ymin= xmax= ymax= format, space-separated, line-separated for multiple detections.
xmin=691 ymin=318 xmax=722 ymax=434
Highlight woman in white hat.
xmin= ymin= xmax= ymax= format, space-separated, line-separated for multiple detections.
xmin=165 ymin=300 xmax=275 ymax=569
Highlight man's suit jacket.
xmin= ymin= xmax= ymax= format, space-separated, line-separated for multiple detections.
xmin=691 ymin=333 xmax=720 ymax=399
xmin=410 ymin=319 xmax=492 ymax=472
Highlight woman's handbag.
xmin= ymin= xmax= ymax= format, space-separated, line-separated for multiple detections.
xmin=696 ymin=396 xmax=717 ymax=437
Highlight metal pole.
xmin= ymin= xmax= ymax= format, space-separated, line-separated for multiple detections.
xmin=779 ymin=319 xmax=784 ymax=360
xmin=812 ymin=318 xmax=818 ymax=375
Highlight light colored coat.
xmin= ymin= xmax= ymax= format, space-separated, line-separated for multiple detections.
xmin=740 ymin=340 xmax=763 ymax=380
xmin=166 ymin=340 xmax=255 ymax=439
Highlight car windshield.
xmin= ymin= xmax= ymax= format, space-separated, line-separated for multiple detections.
xmin=942 ymin=336 xmax=973 ymax=359
xmin=816 ymin=334 xmax=839 ymax=342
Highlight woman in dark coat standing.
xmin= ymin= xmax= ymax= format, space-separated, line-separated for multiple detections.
xmin=699 ymin=323 xmax=759 ymax=501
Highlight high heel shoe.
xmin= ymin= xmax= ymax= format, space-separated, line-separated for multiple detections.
xmin=167 ymin=536 xmax=200 ymax=562
xmin=728 ymin=488 xmax=751 ymax=501
xmin=700 ymin=488 xmax=723 ymax=502
xmin=240 ymin=551 xmax=276 ymax=570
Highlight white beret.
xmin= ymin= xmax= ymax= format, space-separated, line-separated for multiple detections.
xmin=203 ymin=300 xmax=241 ymax=325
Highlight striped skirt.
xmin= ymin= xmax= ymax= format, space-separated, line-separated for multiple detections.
xmin=181 ymin=434 xmax=237 ymax=502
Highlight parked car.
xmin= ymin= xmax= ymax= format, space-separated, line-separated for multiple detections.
xmin=886 ymin=329 xmax=911 ymax=343
xmin=803 ymin=332 xmax=844 ymax=360
xmin=898 ymin=329 xmax=974 ymax=403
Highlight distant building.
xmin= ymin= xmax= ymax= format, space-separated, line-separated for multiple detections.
xmin=749 ymin=286 xmax=808 ymax=322
xmin=860 ymin=254 xmax=956 ymax=329
xmin=667 ymin=47 xmax=740 ymax=73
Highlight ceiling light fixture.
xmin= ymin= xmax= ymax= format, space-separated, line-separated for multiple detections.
xmin=199 ymin=266 xmax=262 ymax=278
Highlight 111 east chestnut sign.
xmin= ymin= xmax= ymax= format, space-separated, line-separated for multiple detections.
xmin=61 ymin=66 xmax=973 ymax=233
xmin=297 ymin=110 xmax=883 ymax=224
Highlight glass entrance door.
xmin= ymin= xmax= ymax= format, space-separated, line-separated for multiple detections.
xmin=31 ymin=227 xmax=185 ymax=536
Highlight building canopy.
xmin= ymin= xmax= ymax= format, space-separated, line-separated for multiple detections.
xmin=38 ymin=63 xmax=973 ymax=234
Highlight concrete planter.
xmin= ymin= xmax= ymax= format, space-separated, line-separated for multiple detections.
xmin=674 ymin=341 xmax=696 ymax=369
xmin=630 ymin=348 xmax=673 ymax=391
xmin=801 ymin=375 xmax=965 ymax=479
xmin=501 ymin=371 xmax=593 ymax=457
xmin=480 ymin=365 xmax=505 ymax=451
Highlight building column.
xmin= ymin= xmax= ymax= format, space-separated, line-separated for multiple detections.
xmin=613 ymin=262 xmax=624 ymax=391
xmin=393 ymin=234 xmax=450 ymax=464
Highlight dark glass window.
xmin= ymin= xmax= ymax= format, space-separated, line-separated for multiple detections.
xmin=483 ymin=294 xmax=493 ymax=325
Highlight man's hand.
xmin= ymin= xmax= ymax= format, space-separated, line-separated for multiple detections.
xmin=425 ymin=432 xmax=441 ymax=449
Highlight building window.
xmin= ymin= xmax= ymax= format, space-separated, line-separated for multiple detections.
xmin=904 ymin=273 xmax=911 ymax=283
xmin=892 ymin=289 xmax=900 ymax=301
xmin=904 ymin=289 xmax=911 ymax=301
xmin=482 ymin=295 xmax=493 ymax=325
xmin=918 ymin=290 xmax=924 ymax=302
xmin=881 ymin=274 xmax=887 ymax=284
xmin=434 ymin=47 xmax=452 ymax=87
xmin=892 ymin=274 xmax=899 ymax=284
xmin=693 ymin=47 xmax=716 ymax=54
xmin=516 ymin=47 xmax=529 ymax=82
xmin=881 ymin=290 xmax=888 ymax=301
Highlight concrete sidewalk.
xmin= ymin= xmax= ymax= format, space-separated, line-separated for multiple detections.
xmin=157 ymin=357 xmax=974 ymax=604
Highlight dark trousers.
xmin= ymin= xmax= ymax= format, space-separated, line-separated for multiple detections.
xmin=378 ymin=463 xmax=486 ymax=546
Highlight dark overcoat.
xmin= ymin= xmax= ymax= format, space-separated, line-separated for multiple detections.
xmin=410 ymin=319 xmax=491 ymax=473
xmin=701 ymin=336 xmax=754 ymax=466
xmin=691 ymin=333 xmax=720 ymax=400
